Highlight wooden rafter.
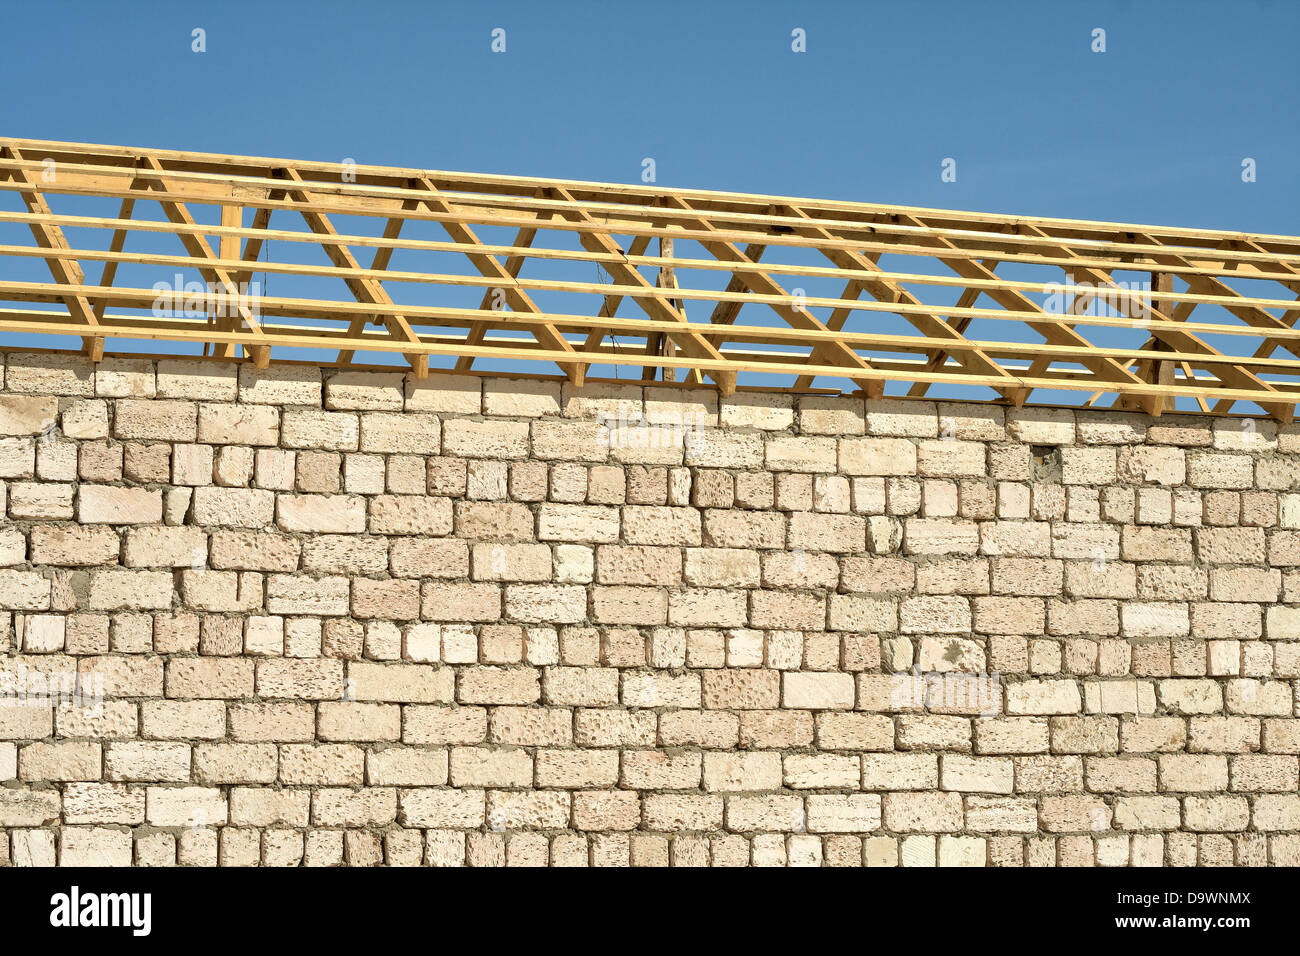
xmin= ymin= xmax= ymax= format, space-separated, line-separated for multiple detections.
xmin=1014 ymin=223 xmax=1292 ymax=422
xmin=135 ymin=156 xmax=271 ymax=368
xmin=784 ymin=204 xmax=1021 ymax=403
xmin=93 ymin=197 xmax=136 ymax=321
xmin=405 ymin=177 xmax=582 ymax=384
xmin=1210 ymin=239 xmax=1300 ymax=415
xmin=662 ymin=195 xmax=885 ymax=399
xmin=455 ymin=214 xmax=541 ymax=373
xmin=578 ymin=231 xmax=655 ymax=376
xmin=206 ymin=200 xmax=242 ymax=360
xmin=903 ymin=260 xmax=997 ymax=399
xmin=276 ymin=167 xmax=425 ymax=377
xmin=550 ymin=187 xmax=736 ymax=394
xmin=337 ymin=197 xmax=415 ymax=368
xmin=0 ymin=145 xmax=103 ymax=358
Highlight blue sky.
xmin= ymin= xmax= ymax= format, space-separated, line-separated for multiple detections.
xmin=2 ymin=0 xmax=1297 ymax=403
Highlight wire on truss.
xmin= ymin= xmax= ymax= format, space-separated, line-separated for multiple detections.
xmin=596 ymin=259 xmax=619 ymax=379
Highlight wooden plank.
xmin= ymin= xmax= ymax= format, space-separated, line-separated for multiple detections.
xmin=7 ymin=308 xmax=1300 ymax=406
xmin=13 ymin=277 xmax=1300 ymax=355
xmin=1014 ymin=223 xmax=1291 ymax=422
xmin=897 ymin=214 xmax=1165 ymax=414
xmin=644 ymin=235 xmax=683 ymax=383
xmin=136 ymin=156 xmax=271 ymax=367
xmin=784 ymin=204 xmax=1022 ymax=403
xmin=92 ymin=198 xmax=136 ymax=321
xmin=1211 ymin=239 xmax=1300 ymax=414
xmin=208 ymin=201 xmax=243 ymax=360
xmin=276 ymin=167 xmax=426 ymax=376
xmin=8 ymin=203 xmax=1300 ymax=289
xmin=7 ymin=240 xmax=1300 ymax=315
xmin=456 ymin=195 xmax=548 ymax=372
xmin=665 ymin=196 xmax=913 ymax=400
xmin=549 ymin=186 xmax=736 ymax=393
xmin=407 ymin=177 xmax=581 ymax=384
xmin=902 ymin=265 xmax=996 ymax=398
xmin=337 ymin=198 xmax=416 ymax=367
xmin=0 ymin=146 xmax=103 ymax=358
xmin=5 ymin=149 xmax=1299 ymax=266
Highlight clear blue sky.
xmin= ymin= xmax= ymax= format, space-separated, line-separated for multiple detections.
xmin=2 ymin=0 xmax=1297 ymax=405
xmin=8 ymin=0 xmax=1296 ymax=230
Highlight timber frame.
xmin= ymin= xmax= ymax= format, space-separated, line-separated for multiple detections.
xmin=2 ymin=138 xmax=1299 ymax=420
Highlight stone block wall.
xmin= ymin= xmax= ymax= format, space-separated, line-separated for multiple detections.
xmin=0 ymin=350 xmax=1297 ymax=867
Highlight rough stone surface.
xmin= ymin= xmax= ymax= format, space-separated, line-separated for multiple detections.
xmin=0 ymin=354 xmax=1295 ymax=867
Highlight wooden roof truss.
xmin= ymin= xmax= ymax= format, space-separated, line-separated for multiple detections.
xmin=1 ymin=138 xmax=1298 ymax=419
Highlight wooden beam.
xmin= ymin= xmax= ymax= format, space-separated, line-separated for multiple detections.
xmin=666 ymin=196 xmax=902 ymax=400
xmin=5 ymin=148 xmax=1299 ymax=270
xmin=456 ymin=195 xmax=549 ymax=373
xmin=276 ymin=167 xmax=426 ymax=376
xmin=784 ymin=205 xmax=1021 ymax=403
xmin=407 ymin=177 xmax=581 ymax=384
xmin=92 ymin=198 xmax=136 ymax=321
xmin=336 ymin=199 xmax=415 ymax=367
xmin=1016 ymin=223 xmax=1291 ymax=422
xmin=136 ymin=156 xmax=271 ymax=367
xmin=549 ymin=187 xmax=737 ymax=394
xmin=0 ymin=146 xmax=103 ymax=359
